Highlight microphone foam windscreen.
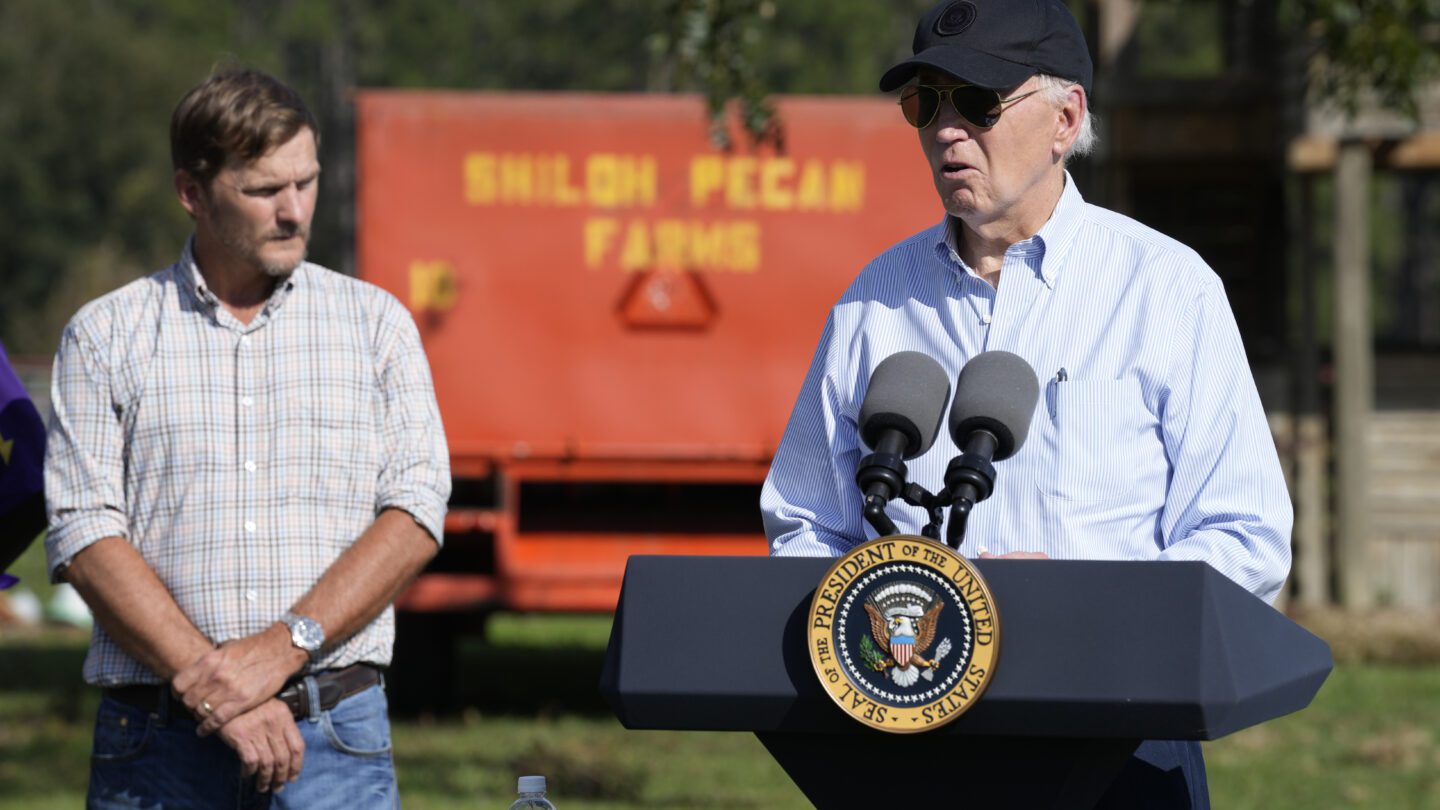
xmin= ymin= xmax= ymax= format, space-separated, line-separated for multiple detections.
xmin=948 ymin=351 xmax=1041 ymax=461
xmin=858 ymin=351 xmax=951 ymax=460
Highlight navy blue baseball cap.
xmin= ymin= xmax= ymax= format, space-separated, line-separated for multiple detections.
xmin=879 ymin=0 xmax=1093 ymax=95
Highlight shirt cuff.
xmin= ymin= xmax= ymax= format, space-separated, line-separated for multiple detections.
xmin=378 ymin=487 xmax=448 ymax=547
xmin=45 ymin=510 xmax=129 ymax=583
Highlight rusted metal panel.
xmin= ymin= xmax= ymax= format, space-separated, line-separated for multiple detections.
xmin=356 ymin=91 xmax=938 ymax=466
xmin=359 ymin=91 xmax=951 ymax=616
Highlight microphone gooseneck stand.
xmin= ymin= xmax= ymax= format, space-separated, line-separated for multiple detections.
xmin=943 ymin=430 xmax=998 ymax=549
xmin=859 ymin=430 xmax=1001 ymax=551
xmin=855 ymin=431 xmax=908 ymax=538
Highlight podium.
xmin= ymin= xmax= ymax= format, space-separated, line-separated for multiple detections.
xmin=600 ymin=556 xmax=1332 ymax=808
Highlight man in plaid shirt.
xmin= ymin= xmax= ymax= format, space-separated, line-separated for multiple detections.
xmin=45 ymin=68 xmax=450 ymax=808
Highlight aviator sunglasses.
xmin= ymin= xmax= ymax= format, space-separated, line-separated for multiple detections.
xmin=899 ymin=83 xmax=1040 ymax=129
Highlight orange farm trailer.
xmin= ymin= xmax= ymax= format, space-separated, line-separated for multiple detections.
xmin=356 ymin=91 xmax=939 ymax=618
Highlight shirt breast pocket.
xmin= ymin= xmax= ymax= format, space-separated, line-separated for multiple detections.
xmin=281 ymin=392 xmax=377 ymax=504
xmin=1040 ymin=378 xmax=1156 ymax=503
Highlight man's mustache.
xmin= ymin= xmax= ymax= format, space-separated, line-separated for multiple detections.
xmin=266 ymin=226 xmax=308 ymax=241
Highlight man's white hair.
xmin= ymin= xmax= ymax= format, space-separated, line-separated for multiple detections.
xmin=1034 ymin=74 xmax=1097 ymax=162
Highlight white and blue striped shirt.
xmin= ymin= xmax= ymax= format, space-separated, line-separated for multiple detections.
xmin=762 ymin=174 xmax=1292 ymax=603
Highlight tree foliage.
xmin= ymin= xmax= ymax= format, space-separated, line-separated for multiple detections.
xmin=649 ymin=0 xmax=780 ymax=148
xmin=0 ymin=0 xmax=671 ymax=354
xmin=1290 ymin=0 xmax=1440 ymax=120
xmin=2 ymin=0 xmax=1431 ymax=356
xmin=0 ymin=1 xmax=254 ymax=353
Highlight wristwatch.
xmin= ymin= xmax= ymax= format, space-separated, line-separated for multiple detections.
xmin=281 ymin=611 xmax=326 ymax=660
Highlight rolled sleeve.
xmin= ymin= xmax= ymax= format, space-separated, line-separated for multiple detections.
xmin=1156 ymin=281 xmax=1293 ymax=603
xmin=762 ymin=315 xmax=870 ymax=557
xmin=373 ymin=301 xmax=450 ymax=545
xmin=44 ymin=322 xmax=129 ymax=580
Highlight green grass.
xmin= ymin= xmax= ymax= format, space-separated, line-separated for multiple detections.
xmin=394 ymin=614 xmax=805 ymax=807
xmin=394 ymin=718 xmax=801 ymax=809
xmin=2 ymin=614 xmax=1437 ymax=808
xmin=1205 ymin=665 xmax=1440 ymax=809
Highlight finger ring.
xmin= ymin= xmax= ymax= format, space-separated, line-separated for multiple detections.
xmin=201 ymin=701 xmax=213 ymax=715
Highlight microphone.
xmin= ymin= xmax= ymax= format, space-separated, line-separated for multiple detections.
xmin=943 ymin=351 xmax=1040 ymax=548
xmin=855 ymin=351 xmax=951 ymax=537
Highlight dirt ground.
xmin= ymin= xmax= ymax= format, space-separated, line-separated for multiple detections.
xmin=1291 ymin=608 xmax=1440 ymax=664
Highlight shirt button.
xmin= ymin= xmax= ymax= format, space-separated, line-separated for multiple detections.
xmin=245 ymin=590 xmax=257 ymax=602
xmin=240 ymin=396 xmax=253 ymax=407
xmin=244 ymin=520 xmax=256 ymax=533
xmin=244 ymin=460 xmax=257 ymax=472
xmin=981 ymin=314 xmax=993 ymax=325
xmin=240 ymin=335 xmax=251 ymax=347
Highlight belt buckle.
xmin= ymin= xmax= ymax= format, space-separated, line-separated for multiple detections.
xmin=275 ymin=664 xmax=374 ymax=719
xmin=277 ymin=678 xmax=309 ymax=719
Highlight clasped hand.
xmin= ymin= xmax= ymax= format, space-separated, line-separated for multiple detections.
xmin=172 ymin=624 xmax=307 ymax=792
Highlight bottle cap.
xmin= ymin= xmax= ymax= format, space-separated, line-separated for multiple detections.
xmin=518 ymin=775 xmax=546 ymax=793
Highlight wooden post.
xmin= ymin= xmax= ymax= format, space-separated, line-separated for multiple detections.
xmin=1333 ymin=140 xmax=1373 ymax=609
xmin=1294 ymin=414 xmax=1330 ymax=606
xmin=1294 ymin=175 xmax=1329 ymax=607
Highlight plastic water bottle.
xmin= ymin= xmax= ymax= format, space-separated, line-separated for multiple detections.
xmin=508 ymin=775 xmax=556 ymax=809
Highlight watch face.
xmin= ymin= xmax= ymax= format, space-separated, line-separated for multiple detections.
xmin=290 ymin=616 xmax=324 ymax=651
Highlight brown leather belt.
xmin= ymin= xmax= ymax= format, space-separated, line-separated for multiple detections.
xmin=104 ymin=663 xmax=381 ymax=721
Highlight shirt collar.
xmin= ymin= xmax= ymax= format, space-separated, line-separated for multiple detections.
xmin=173 ymin=235 xmax=301 ymax=320
xmin=1030 ymin=171 xmax=1085 ymax=288
xmin=929 ymin=171 xmax=1086 ymax=289
xmin=932 ymin=218 xmax=963 ymax=271
xmin=174 ymin=236 xmax=217 ymax=308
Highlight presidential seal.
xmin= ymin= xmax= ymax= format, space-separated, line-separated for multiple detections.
xmin=807 ymin=536 xmax=999 ymax=733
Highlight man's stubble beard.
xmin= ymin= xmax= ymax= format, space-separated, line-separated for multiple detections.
xmin=209 ymin=209 xmax=310 ymax=278
xmin=260 ymin=240 xmax=308 ymax=278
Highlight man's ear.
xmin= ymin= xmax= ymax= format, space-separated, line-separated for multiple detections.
xmin=1053 ymin=85 xmax=1086 ymax=162
xmin=175 ymin=169 xmax=205 ymax=220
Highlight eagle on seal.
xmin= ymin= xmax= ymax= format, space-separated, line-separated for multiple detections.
xmin=865 ymin=595 xmax=944 ymax=687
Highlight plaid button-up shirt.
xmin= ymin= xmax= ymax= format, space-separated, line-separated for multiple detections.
xmin=45 ymin=240 xmax=450 ymax=686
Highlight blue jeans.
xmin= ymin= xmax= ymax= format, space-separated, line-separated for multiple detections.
xmin=87 ymin=678 xmax=399 ymax=809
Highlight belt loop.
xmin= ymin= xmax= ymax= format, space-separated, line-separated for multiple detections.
xmin=155 ymin=686 xmax=172 ymax=726
xmin=304 ymin=674 xmax=322 ymax=723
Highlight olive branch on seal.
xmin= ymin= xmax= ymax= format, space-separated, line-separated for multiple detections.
xmin=858 ymin=634 xmax=887 ymax=670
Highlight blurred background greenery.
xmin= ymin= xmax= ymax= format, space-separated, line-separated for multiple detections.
xmin=0 ymin=0 xmax=936 ymax=355
xmin=1 ymin=0 xmax=1436 ymax=356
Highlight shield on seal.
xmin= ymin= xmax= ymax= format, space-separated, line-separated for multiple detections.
xmin=890 ymin=635 xmax=914 ymax=668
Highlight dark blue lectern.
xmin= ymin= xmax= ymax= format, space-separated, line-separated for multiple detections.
xmin=600 ymin=556 xmax=1331 ymax=808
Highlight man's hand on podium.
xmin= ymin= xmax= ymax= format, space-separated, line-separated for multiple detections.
xmin=977 ymin=549 xmax=1050 ymax=560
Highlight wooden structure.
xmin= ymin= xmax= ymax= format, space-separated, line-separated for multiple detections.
xmin=1288 ymin=107 xmax=1440 ymax=608
xmin=1088 ymin=0 xmax=1440 ymax=607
